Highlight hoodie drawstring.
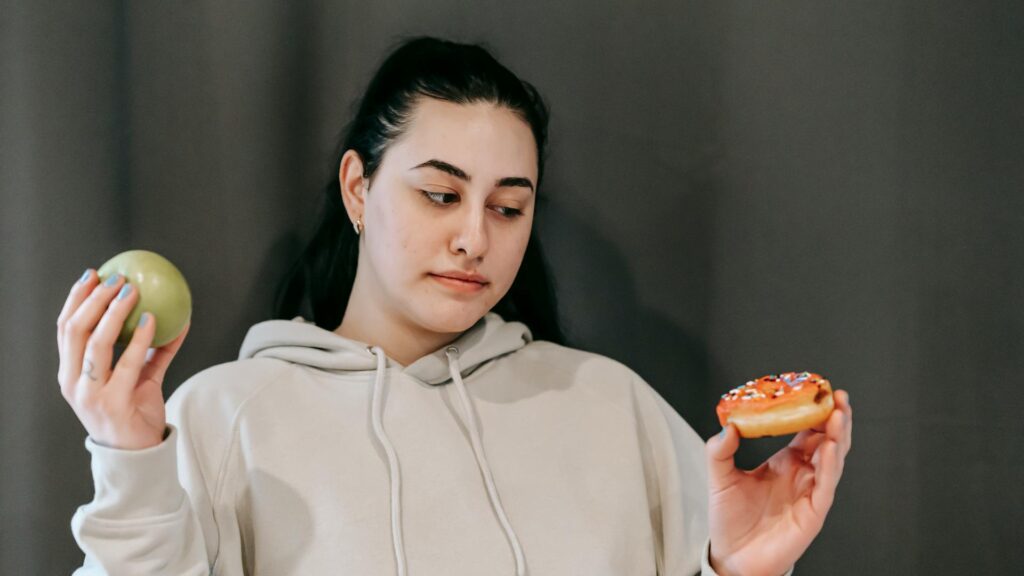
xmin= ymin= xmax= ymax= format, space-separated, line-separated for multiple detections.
xmin=369 ymin=345 xmax=408 ymax=576
xmin=445 ymin=345 xmax=527 ymax=576
xmin=367 ymin=344 xmax=526 ymax=576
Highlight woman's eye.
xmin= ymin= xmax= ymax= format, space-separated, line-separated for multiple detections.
xmin=421 ymin=190 xmax=522 ymax=219
xmin=493 ymin=206 xmax=523 ymax=218
xmin=421 ymin=190 xmax=458 ymax=203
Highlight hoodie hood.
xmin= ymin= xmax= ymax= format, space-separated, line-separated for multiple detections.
xmin=237 ymin=311 xmax=532 ymax=385
xmin=238 ymin=311 xmax=535 ymax=575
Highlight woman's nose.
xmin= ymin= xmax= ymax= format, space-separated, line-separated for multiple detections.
xmin=450 ymin=209 xmax=488 ymax=260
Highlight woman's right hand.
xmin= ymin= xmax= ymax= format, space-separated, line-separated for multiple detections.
xmin=57 ymin=269 xmax=189 ymax=450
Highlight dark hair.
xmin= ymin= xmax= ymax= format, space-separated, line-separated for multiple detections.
xmin=274 ymin=36 xmax=566 ymax=345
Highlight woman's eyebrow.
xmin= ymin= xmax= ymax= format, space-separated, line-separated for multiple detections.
xmin=410 ymin=159 xmax=534 ymax=193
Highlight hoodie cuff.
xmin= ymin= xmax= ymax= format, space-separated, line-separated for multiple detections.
xmin=83 ymin=424 xmax=185 ymax=520
xmin=701 ymin=540 xmax=795 ymax=576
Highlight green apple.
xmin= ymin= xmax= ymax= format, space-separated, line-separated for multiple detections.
xmin=97 ymin=250 xmax=192 ymax=348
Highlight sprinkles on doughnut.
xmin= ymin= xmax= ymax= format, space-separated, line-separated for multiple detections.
xmin=716 ymin=372 xmax=835 ymax=438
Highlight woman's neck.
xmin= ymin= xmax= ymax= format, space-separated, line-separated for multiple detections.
xmin=335 ymin=282 xmax=459 ymax=367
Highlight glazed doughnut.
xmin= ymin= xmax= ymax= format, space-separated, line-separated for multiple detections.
xmin=716 ymin=372 xmax=835 ymax=438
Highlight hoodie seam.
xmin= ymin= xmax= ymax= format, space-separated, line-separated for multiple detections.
xmin=207 ymin=363 xmax=293 ymax=566
xmin=629 ymin=373 xmax=668 ymax=575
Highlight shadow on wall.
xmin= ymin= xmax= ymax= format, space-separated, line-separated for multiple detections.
xmin=536 ymin=187 xmax=725 ymax=442
xmin=237 ymin=230 xmax=305 ymax=353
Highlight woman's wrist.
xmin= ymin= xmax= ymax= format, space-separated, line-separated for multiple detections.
xmin=709 ymin=545 xmax=791 ymax=576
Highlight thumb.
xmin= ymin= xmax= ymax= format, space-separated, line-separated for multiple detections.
xmin=706 ymin=423 xmax=741 ymax=489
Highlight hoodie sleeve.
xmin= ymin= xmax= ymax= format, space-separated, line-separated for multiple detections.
xmin=70 ymin=378 xmax=247 ymax=575
xmin=630 ymin=374 xmax=713 ymax=575
xmin=70 ymin=425 xmax=211 ymax=575
xmin=632 ymin=376 xmax=794 ymax=576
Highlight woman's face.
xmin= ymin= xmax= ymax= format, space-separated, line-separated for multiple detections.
xmin=346 ymin=97 xmax=538 ymax=336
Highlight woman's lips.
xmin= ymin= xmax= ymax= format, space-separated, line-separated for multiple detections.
xmin=429 ymin=273 xmax=487 ymax=293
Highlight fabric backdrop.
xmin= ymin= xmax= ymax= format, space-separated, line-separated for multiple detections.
xmin=3 ymin=1 xmax=1022 ymax=573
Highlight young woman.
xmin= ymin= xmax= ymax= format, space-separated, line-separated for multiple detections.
xmin=59 ymin=37 xmax=853 ymax=575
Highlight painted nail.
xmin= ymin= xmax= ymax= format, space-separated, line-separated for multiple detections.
xmin=116 ymin=284 xmax=132 ymax=300
xmin=77 ymin=269 xmax=91 ymax=284
xmin=719 ymin=427 xmax=728 ymax=439
xmin=103 ymin=274 xmax=120 ymax=287
xmin=138 ymin=312 xmax=149 ymax=327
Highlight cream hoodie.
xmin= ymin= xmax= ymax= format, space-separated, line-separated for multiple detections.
xmin=70 ymin=312 xmax=768 ymax=575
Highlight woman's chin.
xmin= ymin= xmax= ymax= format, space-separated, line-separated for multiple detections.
xmin=414 ymin=301 xmax=489 ymax=334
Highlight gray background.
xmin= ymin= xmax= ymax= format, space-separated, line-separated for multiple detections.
xmin=3 ymin=0 xmax=1022 ymax=573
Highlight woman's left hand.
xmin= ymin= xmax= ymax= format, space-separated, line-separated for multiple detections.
xmin=705 ymin=389 xmax=853 ymax=576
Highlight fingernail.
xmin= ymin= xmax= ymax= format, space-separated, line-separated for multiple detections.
xmin=138 ymin=312 xmax=149 ymax=327
xmin=719 ymin=427 xmax=728 ymax=439
xmin=77 ymin=269 xmax=91 ymax=284
xmin=116 ymin=284 xmax=132 ymax=300
xmin=103 ymin=274 xmax=120 ymax=287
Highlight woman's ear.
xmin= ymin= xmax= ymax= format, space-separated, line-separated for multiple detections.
xmin=339 ymin=149 xmax=369 ymax=224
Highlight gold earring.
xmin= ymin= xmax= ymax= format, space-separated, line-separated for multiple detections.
xmin=353 ymin=218 xmax=363 ymax=235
